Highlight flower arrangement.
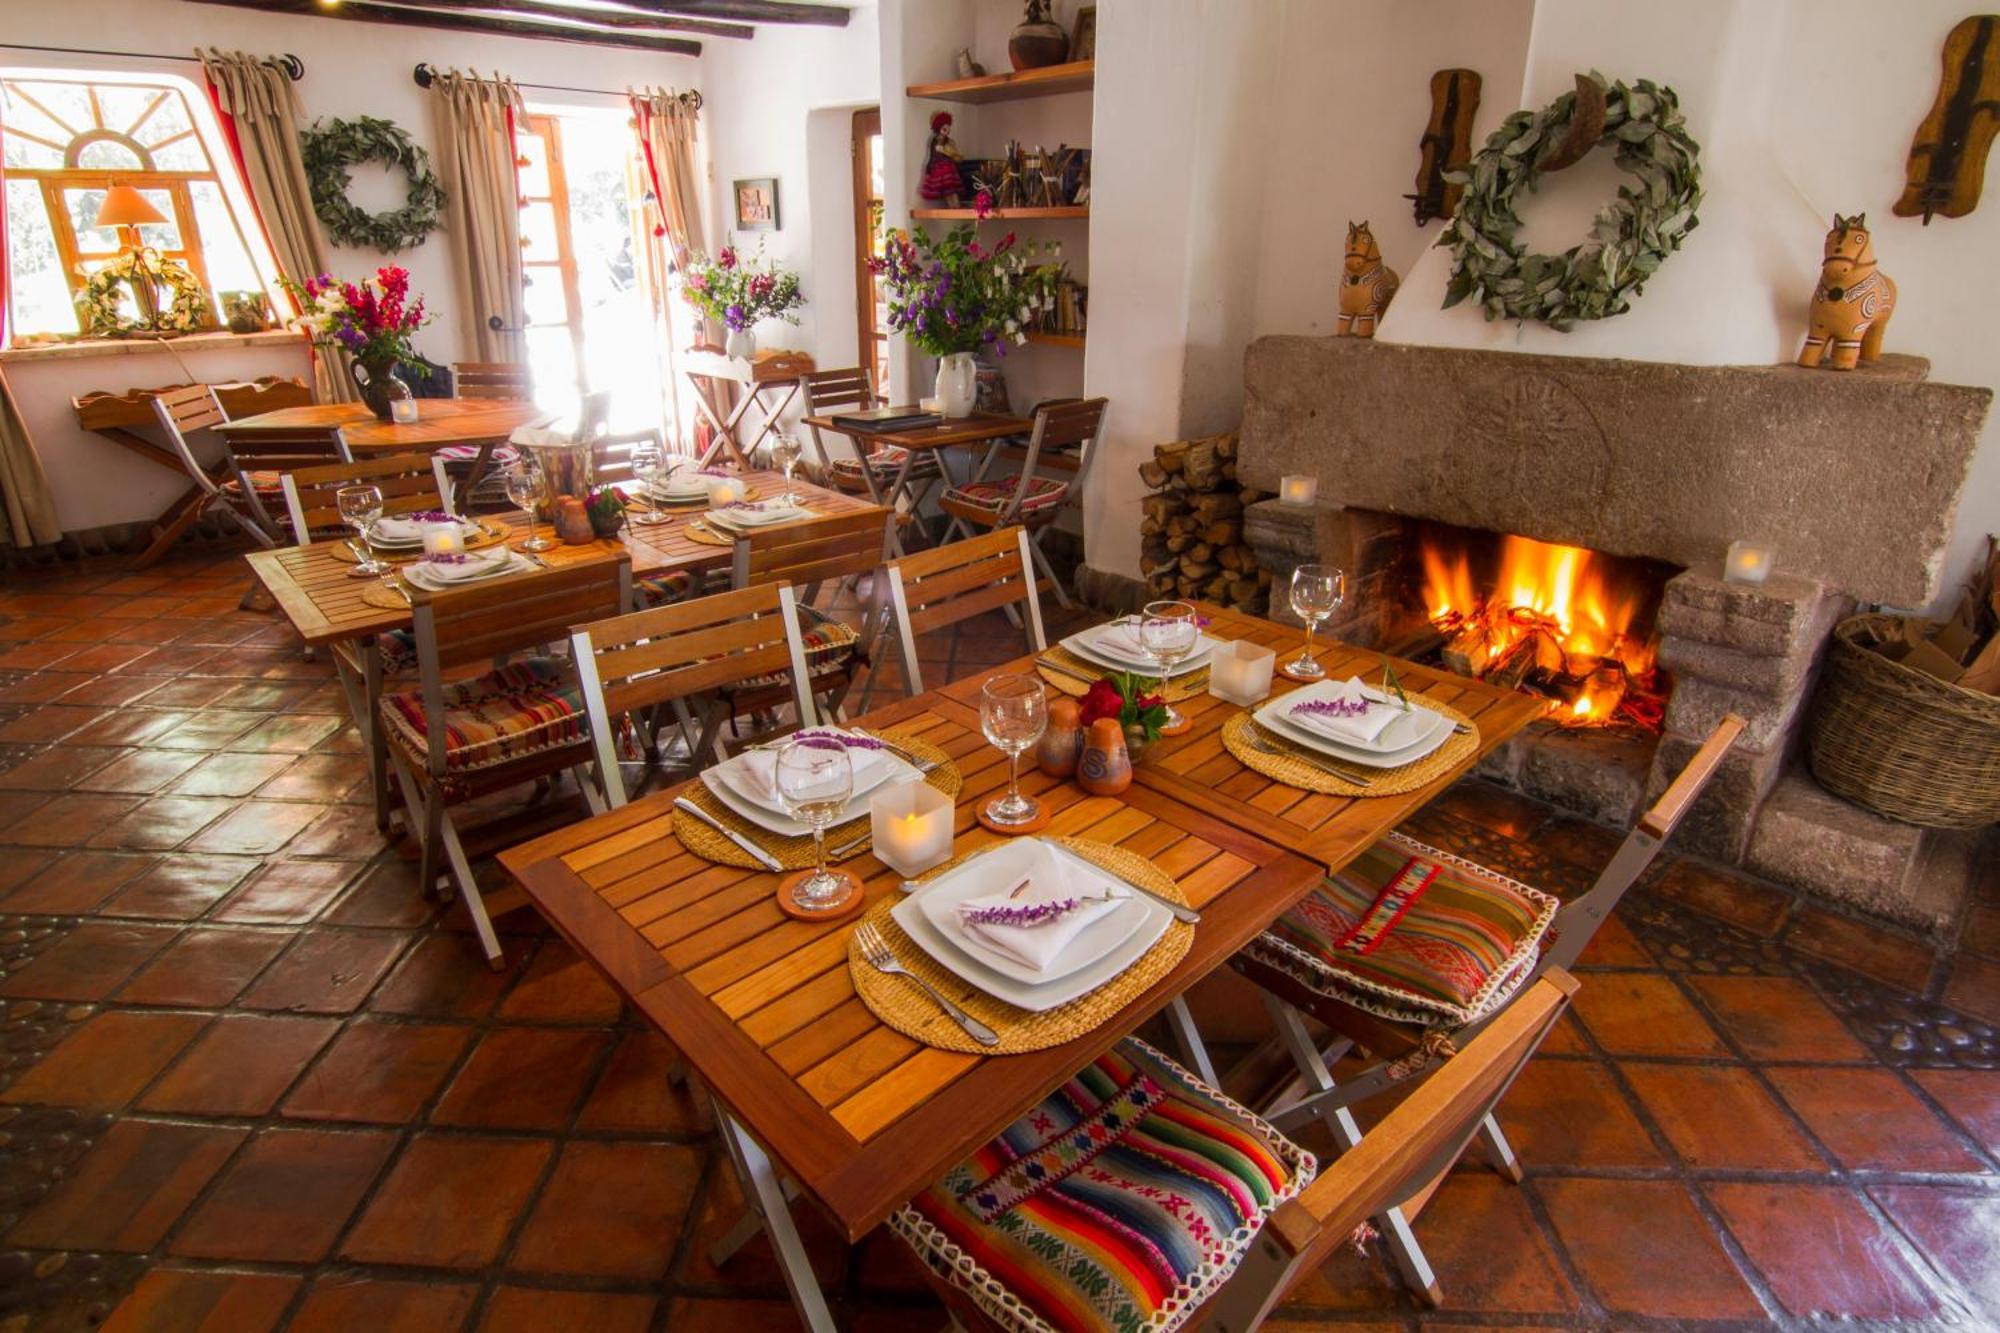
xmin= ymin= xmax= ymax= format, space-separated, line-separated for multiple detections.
xmin=584 ymin=487 xmax=627 ymax=538
xmin=869 ymin=223 xmax=1061 ymax=356
xmin=680 ymin=244 xmax=804 ymax=332
xmin=1079 ymin=671 xmax=1171 ymax=744
xmin=285 ymin=265 xmax=430 ymax=369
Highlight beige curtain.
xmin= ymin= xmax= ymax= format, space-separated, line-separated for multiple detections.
xmin=197 ymin=49 xmax=357 ymax=405
xmin=428 ymin=69 xmax=526 ymax=363
xmin=629 ymin=87 xmax=706 ymax=268
xmin=0 ymin=371 xmax=60 ymax=549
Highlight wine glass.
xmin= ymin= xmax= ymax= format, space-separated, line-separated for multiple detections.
xmin=1287 ymin=564 xmax=1346 ymax=679
xmin=770 ymin=430 xmax=803 ymax=506
xmin=336 ymin=484 xmax=390 ymax=575
xmin=505 ymin=458 xmax=556 ymax=553
xmin=1139 ymin=600 xmax=1200 ymax=731
xmin=630 ymin=442 xmax=670 ymax=526
xmin=980 ymin=673 xmax=1048 ymax=827
xmin=776 ymin=738 xmax=856 ymax=911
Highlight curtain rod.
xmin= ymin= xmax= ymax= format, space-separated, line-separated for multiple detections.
xmin=0 ymin=43 xmax=304 ymax=81
xmin=411 ymin=61 xmax=699 ymax=108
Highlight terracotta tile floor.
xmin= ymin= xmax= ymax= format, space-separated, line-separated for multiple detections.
xmin=0 ymin=548 xmax=1996 ymax=1331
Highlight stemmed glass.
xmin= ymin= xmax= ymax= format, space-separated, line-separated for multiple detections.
xmin=776 ymin=738 xmax=857 ymax=911
xmin=505 ymin=458 xmax=556 ymax=553
xmin=630 ymin=443 xmax=671 ymax=526
xmin=1287 ymin=564 xmax=1346 ymax=679
xmin=769 ymin=430 xmax=804 ymax=507
xmin=1139 ymin=600 xmax=1200 ymax=731
xmin=336 ymin=484 xmax=390 ymax=576
xmin=980 ymin=673 xmax=1048 ymax=827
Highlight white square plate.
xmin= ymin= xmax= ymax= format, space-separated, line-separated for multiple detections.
xmin=401 ymin=549 xmax=527 ymax=591
xmin=1251 ymin=687 xmax=1451 ymax=768
xmin=707 ymin=501 xmax=808 ymax=531
xmin=369 ymin=516 xmax=483 ymax=549
xmin=700 ymin=743 xmax=917 ymax=836
xmin=890 ymin=839 xmax=1172 ymax=1010
xmin=1059 ymin=621 xmax=1219 ymax=679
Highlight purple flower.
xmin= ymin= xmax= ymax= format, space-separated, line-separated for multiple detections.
xmin=796 ymin=729 xmax=886 ymax=751
xmin=423 ymin=553 xmax=472 ymax=566
xmin=792 ymin=735 xmax=848 ymax=753
xmin=1292 ymin=697 xmax=1372 ymax=720
xmin=410 ymin=510 xmax=453 ymax=524
xmin=724 ymin=303 xmax=746 ymax=330
xmin=962 ymin=898 xmax=1080 ymax=928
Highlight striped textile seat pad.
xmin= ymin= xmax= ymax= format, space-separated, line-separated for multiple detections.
xmin=942 ymin=475 xmax=1067 ymax=515
xmin=375 ymin=628 xmax=417 ymax=675
xmin=891 ymin=1037 xmax=1315 ymax=1333
xmin=1245 ymin=831 xmax=1558 ymax=1026
xmin=223 ymin=470 xmax=286 ymax=499
xmin=828 ymin=444 xmax=943 ymax=481
xmin=727 ymin=611 xmax=863 ymax=692
xmin=636 ymin=570 xmax=698 ymax=607
xmin=379 ymin=657 xmax=587 ymax=775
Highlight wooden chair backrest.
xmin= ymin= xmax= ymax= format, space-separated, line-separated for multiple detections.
xmin=591 ymin=428 xmax=664 ymax=488
xmin=731 ymin=507 xmax=891 ymax=590
xmin=405 ymin=556 xmax=631 ymax=777
xmin=222 ymin=425 xmax=351 ymax=477
xmin=570 ymin=583 xmax=814 ymax=806
xmin=281 ymin=453 xmax=454 ymax=542
xmin=454 ymin=362 xmax=533 ymax=399
xmin=885 ymin=527 xmax=1045 ymax=693
xmin=1027 ymin=396 xmax=1107 ymax=482
xmin=149 ymin=385 xmax=228 ymax=492
xmin=798 ymin=367 xmax=876 ymax=471
xmin=1205 ymin=972 xmax=1577 ymax=1329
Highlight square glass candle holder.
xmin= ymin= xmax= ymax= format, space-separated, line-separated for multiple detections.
xmin=1279 ymin=475 xmax=1317 ymax=506
xmin=869 ymin=780 xmax=953 ymax=877
xmin=706 ymin=475 xmax=749 ymax=506
xmin=1724 ymin=540 xmax=1773 ymax=585
xmin=1208 ymin=639 xmax=1277 ymax=705
xmin=390 ymin=397 xmax=420 ymax=425
xmin=420 ymin=524 xmax=465 ymax=557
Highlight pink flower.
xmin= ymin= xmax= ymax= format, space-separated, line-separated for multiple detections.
xmin=974 ymin=189 xmax=994 ymax=220
xmin=717 ymin=247 xmax=737 ymax=270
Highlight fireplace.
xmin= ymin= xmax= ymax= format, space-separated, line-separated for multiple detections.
xmin=1235 ymin=336 xmax=1993 ymax=931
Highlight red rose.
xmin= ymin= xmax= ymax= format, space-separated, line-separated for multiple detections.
xmin=1135 ymin=691 xmax=1164 ymax=713
xmin=1078 ymin=679 xmax=1124 ymax=726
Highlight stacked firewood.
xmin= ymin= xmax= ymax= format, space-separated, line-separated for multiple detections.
xmin=1138 ymin=431 xmax=1272 ymax=612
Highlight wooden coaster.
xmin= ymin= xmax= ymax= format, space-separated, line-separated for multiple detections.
xmin=1157 ymin=714 xmax=1192 ymax=737
xmin=776 ymin=867 xmax=865 ymax=921
xmin=976 ymin=800 xmax=1053 ymax=836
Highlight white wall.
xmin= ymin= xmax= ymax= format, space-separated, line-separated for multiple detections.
xmin=698 ymin=8 xmax=881 ymax=364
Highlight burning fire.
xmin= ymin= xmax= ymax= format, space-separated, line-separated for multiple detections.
xmin=1423 ymin=533 xmax=1666 ymax=731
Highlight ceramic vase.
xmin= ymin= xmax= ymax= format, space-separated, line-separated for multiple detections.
xmin=1008 ymin=1 xmax=1069 ymax=70
xmin=935 ymin=352 xmax=978 ymax=418
xmin=1076 ymin=718 xmax=1133 ymax=795
xmin=725 ymin=327 xmax=757 ymax=361
xmin=1037 ymin=696 xmax=1084 ymax=777
xmin=350 ymin=359 xmax=410 ymax=422
xmin=554 ymin=497 xmax=595 ymax=545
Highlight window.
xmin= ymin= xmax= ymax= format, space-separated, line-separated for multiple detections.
xmin=2 ymin=71 xmax=281 ymax=340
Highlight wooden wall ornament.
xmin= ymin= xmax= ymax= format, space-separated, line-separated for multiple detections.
xmin=1895 ymin=15 xmax=2000 ymax=224
xmin=1409 ymin=68 xmax=1483 ymax=225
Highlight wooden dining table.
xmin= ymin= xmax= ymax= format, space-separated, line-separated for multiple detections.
xmin=802 ymin=406 xmax=1033 ymax=553
xmin=496 ymin=604 xmax=1541 ymax=1330
xmin=214 ymin=396 xmax=552 ymax=455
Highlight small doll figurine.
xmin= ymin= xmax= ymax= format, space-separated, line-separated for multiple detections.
xmin=920 ymin=111 xmax=965 ymax=207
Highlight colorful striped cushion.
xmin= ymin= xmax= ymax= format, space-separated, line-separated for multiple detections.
xmin=891 ymin=1037 xmax=1315 ymax=1333
xmin=636 ymin=570 xmax=697 ymax=607
xmin=943 ymin=475 xmax=1068 ymax=516
xmin=379 ymin=657 xmax=587 ymax=775
xmin=1245 ymin=832 xmax=1558 ymax=1027
xmin=374 ymin=629 xmax=417 ymax=676
xmin=727 ymin=610 xmax=864 ymax=693
xmin=828 ymin=445 xmax=943 ymax=482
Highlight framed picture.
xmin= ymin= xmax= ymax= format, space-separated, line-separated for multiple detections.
xmin=1070 ymin=5 xmax=1097 ymax=62
xmin=733 ymin=177 xmax=780 ymax=231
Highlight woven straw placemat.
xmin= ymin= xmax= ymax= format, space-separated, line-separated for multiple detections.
xmin=1034 ymin=644 xmax=1210 ymax=703
xmin=670 ymin=732 xmax=961 ymax=869
xmin=330 ymin=522 xmax=510 ymax=565
xmin=682 ymin=521 xmax=734 ymax=548
xmin=849 ymin=837 xmax=1195 ymax=1054
xmin=1220 ymin=703 xmax=1479 ymax=797
xmin=359 ymin=581 xmax=413 ymax=612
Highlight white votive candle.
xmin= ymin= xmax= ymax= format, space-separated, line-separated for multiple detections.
xmin=1279 ymin=475 xmax=1317 ymax=506
xmin=705 ymin=476 xmax=748 ymax=507
xmin=420 ymin=525 xmax=464 ymax=557
xmin=390 ymin=398 xmax=420 ymax=425
xmin=1208 ymin=639 xmax=1278 ymax=706
xmin=1724 ymin=540 xmax=1772 ymax=585
xmin=870 ymin=780 xmax=953 ymax=877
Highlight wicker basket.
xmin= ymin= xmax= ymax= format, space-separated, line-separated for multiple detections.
xmin=1805 ymin=613 xmax=2000 ymax=828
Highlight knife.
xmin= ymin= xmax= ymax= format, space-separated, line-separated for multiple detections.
xmin=672 ymin=797 xmax=784 ymax=872
xmin=1034 ymin=655 xmax=1100 ymax=685
xmin=1125 ymin=881 xmax=1202 ymax=925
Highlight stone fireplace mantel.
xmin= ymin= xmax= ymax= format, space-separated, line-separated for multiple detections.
xmin=1238 ymin=338 xmax=1991 ymax=608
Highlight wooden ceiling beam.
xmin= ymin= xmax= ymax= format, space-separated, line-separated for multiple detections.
xmin=633 ymin=0 xmax=849 ymax=25
xmin=182 ymin=0 xmax=704 ymax=56
xmin=396 ymin=0 xmax=754 ymax=38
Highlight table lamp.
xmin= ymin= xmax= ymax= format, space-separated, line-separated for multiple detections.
xmin=93 ymin=184 xmax=168 ymax=324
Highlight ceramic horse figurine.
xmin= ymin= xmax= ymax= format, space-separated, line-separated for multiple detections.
xmin=1336 ymin=221 xmax=1400 ymax=338
xmin=1798 ymin=213 xmax=1897 ymax=370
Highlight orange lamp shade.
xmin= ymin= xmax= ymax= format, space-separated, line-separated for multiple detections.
xmin=93 ymin=185 xmax=167 ymax=231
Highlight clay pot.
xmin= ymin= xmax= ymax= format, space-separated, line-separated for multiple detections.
xmin=1037 ymin=696 xmax=1084 ymax=777
xmin=1008 ymin=12 xmax=1069 ymax=70
xmin=554 ymin=497 xmax=595 ymax=545
xmin=1076 ymin=718 xmax=1133 ymax=795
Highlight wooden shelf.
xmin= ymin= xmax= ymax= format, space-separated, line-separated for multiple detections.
xmin=907 ymin=60 xmax=1094 ymax=104
xmin=910 ymin=205 xmax=1089 ymax=221
xmin=1024 ymin=331 xmax=1085 ymax=349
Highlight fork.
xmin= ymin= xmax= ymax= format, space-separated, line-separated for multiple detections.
xmin=1243 ymin=724 xmax=1375 ymax=788
xmin=380 ymin=576 xmax=412 ymax=606
xmin=854 ymin=920 xmax=999 ymax=1046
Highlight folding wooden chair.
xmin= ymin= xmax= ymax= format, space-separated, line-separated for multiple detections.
xmin=798 ymin=367 xmax=943 ymax=531
xmin=882 ymin=527 xmax=1046 ymax=695
xmin=571 ymin=583 xmax=820 ymax=804
xmin=728 ymin=508 xmax=892 ymax=724
xmin=938 ymin=397 xmax=1105 ymax=608
xmin=380 ymin=556 xmax=633 ymax=966
xmin=151 ymin=384 xmax=350 ymax=549
xmin=1174 ymin=714 xmax=1745 ymax=1302
xmin=452 ymin=361 xmax=533 ymax=399
xmin=889 ymin=972 xmax=1578 ymax=1333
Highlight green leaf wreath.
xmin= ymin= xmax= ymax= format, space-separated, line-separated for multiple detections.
xmin=1440 ymin=72 xmax=1702 ymax=330
xmin=77 ymin=251 xmax=214 ymax=338
xmin=300 ymin=116 xmax=446 ymax=253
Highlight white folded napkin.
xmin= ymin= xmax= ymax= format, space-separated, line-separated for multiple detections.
xmin=508 ymin=425 xmax=571 ymax=448
xmin=723 ymin=730 xmax=894 ymax=808
xmin=1285 ymin=677 xmax=1400 ymax=746
xmin=415 ymin=548 xmax=512 ymax=584
xmin=955 ymin=841 xmax=1132 ymax=973
xmin=710 ymin=500 xmax=803 ymax=529
xmin=372 ymin=512 xmax=462 ymax=545
xmin=1090 ymin=618 xmax=1152 ymax=660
